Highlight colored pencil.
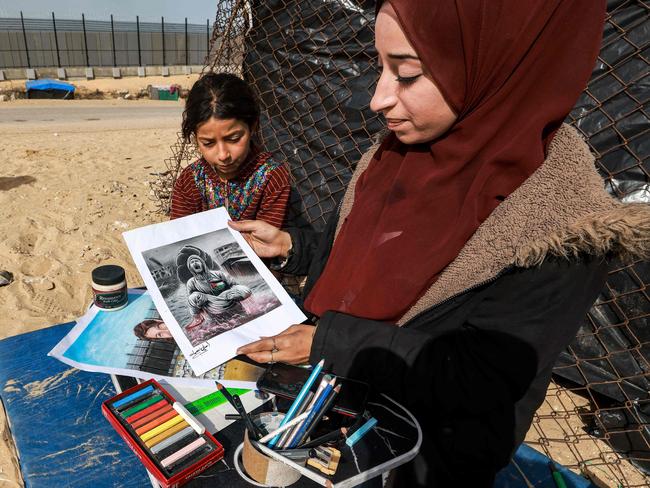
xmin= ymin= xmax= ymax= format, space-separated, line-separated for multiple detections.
xmin=279 ymin=377 xmax=329 ymax=448
xmin=268 ymin=359 xmax=324 ymax=448
xmin=297 ymin=384 xmax=341 ymax=447
xmin=258 ymin=410 xmax=313 ymax=443
xmin=276 ymin=390 xmax=314 ymax=448
xmin=281 ymin=377 xmax=331 ymax=448
xmin=300 ymin=427 xmax=347 ymax=449
xmin=288 ymin=377 xmax=336 ymax=448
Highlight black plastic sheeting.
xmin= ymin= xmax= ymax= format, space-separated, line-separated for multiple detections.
xmin=242 ymin=0 xmax=649 ymax=472
xmin=243 ymin=0 xmax=381 ymax=230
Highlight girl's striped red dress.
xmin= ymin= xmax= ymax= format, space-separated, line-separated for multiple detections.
xmin=170 ymin=151 xmax=290 ymax=228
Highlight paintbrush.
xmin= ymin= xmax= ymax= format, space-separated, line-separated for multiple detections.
xmin=216 ymin=382 xmax=263 ymax=440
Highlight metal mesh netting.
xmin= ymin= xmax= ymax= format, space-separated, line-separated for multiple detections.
xmin=150 ymin=0 xmax=650 ymax=484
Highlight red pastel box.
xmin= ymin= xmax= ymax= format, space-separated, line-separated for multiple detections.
xmin=102 ymin=379 xmax=224 ymax=488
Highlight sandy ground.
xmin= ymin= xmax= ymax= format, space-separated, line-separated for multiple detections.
xmin=0 ymin=97 xmax=647 ymax=487
xmin=0 ymin=73 xmax=201 ymax=97
xmin=0 ymin=99 xmax=179 ymax=487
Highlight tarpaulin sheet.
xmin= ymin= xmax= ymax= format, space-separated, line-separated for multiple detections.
xmin=25 ymin=79 xmax=75 ymax=92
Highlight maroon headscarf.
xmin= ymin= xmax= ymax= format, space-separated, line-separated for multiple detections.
xmin=305 ymin=0 xmax=606 ymax=322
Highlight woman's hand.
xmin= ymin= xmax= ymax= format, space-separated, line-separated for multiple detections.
xmin=228 ymin=220 xmax=292 ymax=259
xmin=236 ymin=324 xmax=316 ymax=365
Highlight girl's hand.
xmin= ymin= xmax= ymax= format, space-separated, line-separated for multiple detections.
xmin=236 ymin=325 xmax=316 ymax=365
xmin=228 ymin=220 xmax=292 ymax=259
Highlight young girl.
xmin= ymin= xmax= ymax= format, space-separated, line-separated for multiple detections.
xmin=170 ymin=73 xmax=290 ymax=228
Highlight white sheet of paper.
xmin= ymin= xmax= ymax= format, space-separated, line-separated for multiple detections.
xmin=123 ymin=207 xmax=306 ymax=375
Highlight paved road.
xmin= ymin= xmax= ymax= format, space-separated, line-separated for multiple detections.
xmin=0 ymin=100 xmax=184 ymax=133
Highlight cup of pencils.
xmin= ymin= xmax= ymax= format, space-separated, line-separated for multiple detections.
xmin=250 ymin=362 xmax=345 ymax=478
xmin=218 ymin=382 xmax=304 ymax=486
xmin=241 ymin=411 xmax=304 ymax=486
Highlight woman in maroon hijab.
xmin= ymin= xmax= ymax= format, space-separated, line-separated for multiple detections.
xmin=233 ymin=0 xmax=649 ymax=485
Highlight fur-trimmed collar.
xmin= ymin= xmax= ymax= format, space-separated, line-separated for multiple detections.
xmin=335 ymin=124 xmax=650 ymax=325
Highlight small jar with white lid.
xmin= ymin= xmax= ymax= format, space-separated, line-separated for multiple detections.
xmin=91 ymin=265 xmax=128 ymax=311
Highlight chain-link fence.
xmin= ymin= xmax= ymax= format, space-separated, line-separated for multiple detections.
xmin=0 ymin=13 xmax=213 ymax=69
xmin=152 ymin=1 xmax=650 ymax=484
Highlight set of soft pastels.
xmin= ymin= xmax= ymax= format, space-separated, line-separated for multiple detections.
xmin=103 ymin=380 xmax=223 ymax=487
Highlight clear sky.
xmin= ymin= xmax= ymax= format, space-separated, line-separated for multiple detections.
xmin=0 ymin=0 xmax=218 ymax=25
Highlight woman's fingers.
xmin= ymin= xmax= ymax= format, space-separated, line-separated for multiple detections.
xmin=236 ymin=326 xmax=313 ymax=365
xmin=244 ymin=350 xmax=275 ymax=364
xmin=275 ymin=325 xmax=300 ymax=336
xmin=237 ymin=337 xmax=275 ymax=354
xmin=228 ymin=220 xmax=260 ymax=232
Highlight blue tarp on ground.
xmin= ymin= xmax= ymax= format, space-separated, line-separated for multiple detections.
xmin=25 ymin=79 xmax=75 ymax=93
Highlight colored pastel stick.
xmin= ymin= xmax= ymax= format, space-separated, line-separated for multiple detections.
xmin=113 ymin=384 xmax=155 ymax=409
xmin=345 ymin=417 xmax=377 ymax=447
xmin=150 ymin=426 xmax=196 ymax=455
xmin=121 ymin=394 xmax=164 ymax=418
xmin=135 ymin=409 xmax=178 ymax=435
xmin=130 ymin=404 xmax=174 ymax=429
xmin=126 ymin=398 xmax=168 ymax=423
xmin=173 ymin=402 xmax=205 ymax=435
xmin=155 ymin=432 xmax=200 ymax=461
xmin=268 ymin=359 xmax=324 ymax=448
xmin=144 ymin=420 xmax=189 ymax=448
xmin=165 ymin=443 xmax=212 ymax=473
xmin=140 ymin=415 xmax=184 ymax=442
xmin=288 ymin=378 xmax=336 ymax=448
xmin=161 ymin=437 xmax=207 ymax=468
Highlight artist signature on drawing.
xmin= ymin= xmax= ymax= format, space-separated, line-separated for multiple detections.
xmin=190 ymin=343 xmax=209 ymax=359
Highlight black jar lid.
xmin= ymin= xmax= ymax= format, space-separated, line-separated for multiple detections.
xmin=92 ymin=265 xmax=126 ymax=286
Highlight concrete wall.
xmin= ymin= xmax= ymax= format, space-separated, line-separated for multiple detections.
xmin=0 ymin=64 xmax=204 ymax=81
xmin=0 ymin=31 xmax=210 ymax=69
xmin=0 ymin=18 xmax=212 ymax=70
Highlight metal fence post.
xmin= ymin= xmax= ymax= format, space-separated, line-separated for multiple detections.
xmin=110 ymin=14 xmax=117 ymax=67
xmin=20 ymin=11 xmax=31 ymax=68
xmin=185 ymin=17 xmax=188 ymax=65
xmin=136 ymin=15 xmax=142 ymax=66
xmin=52 ymin=12 xmax=61 ymax=67
xmin=82 ymin=13 xmax=89 ymax=67
xmin=161 ymin=16 xmax=166 ymax=66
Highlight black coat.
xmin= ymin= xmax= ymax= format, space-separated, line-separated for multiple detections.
xmin=276 ymin=125 xmax=650 ymax=486
xmin=283 ymin=213 xmax=608 ymax=487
